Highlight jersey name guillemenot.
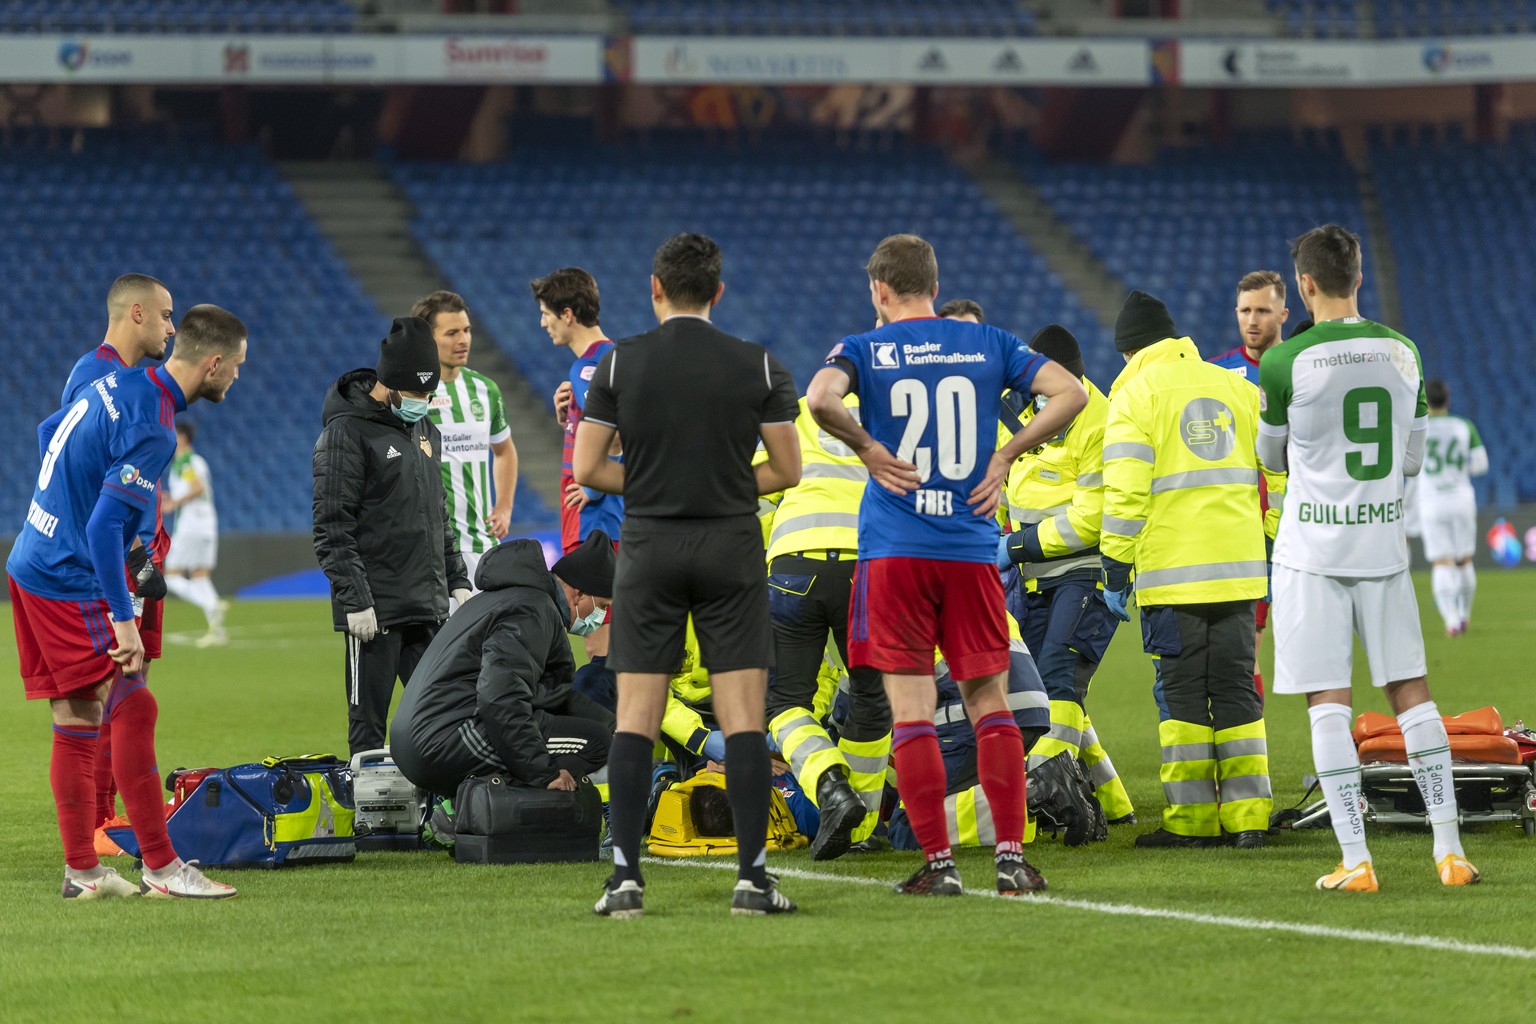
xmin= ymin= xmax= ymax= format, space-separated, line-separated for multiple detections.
xmin=8 ymin=367 xmax=183 ymax=601
xmin=428 ymin=367 xmax=511 ymax=554
xmin=1419 ymin=415 xmax=1486 ymax=506
xmin=1258 ymin=317 xmax=1426 ymax=577
xmin=168 ymin=450 xmax=217 ymax=533
xmin=827 ymin=318 xmax=1045 ymax=563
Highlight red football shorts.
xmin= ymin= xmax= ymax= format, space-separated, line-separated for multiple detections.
xmin=9 ymin=577 xmax=117 ymax=701
xmin=848 ymin=557 xmax=1009 ymax=680
xmin=559 ymin=474 xmax=581 ymax=554
xmin=1255 ymin=598 xmax=1270 ymax=632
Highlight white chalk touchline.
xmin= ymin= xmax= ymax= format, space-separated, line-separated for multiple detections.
xmin=644 ymin=857 xmax=1536 ymax=960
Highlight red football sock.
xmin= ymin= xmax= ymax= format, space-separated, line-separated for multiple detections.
xmin=892 ymin=721 xmax=951 ymax=862
xmin=975 ymin=710 xmax=1026 ymax=848
xmin=108 ymin=674 xmax=176 ymax=871
xmin=1253 ymin=671 xmax=1265 ymax=699
xmin=93 ymin=705 xmax=117 ymax=827
xmin=51 ymin=724 xmax=100 ymax=871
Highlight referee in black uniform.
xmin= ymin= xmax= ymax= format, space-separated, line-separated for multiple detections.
xmin=574 ymin=233 xmax=802 ymax=918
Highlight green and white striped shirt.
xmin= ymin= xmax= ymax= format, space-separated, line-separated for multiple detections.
xmin=428 ymin=367 xmax=511 ymax=554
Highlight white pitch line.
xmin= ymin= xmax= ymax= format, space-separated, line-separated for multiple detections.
xmin=644 ymin=857 xmax=1536 ymax=961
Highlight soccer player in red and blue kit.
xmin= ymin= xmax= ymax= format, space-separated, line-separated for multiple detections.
xmin=8 ymin=304 xmax=247 ymax=900
xmin=534 ymin=267 xmax=618 ymax=555
xmin=807 ymin=234 xmax=1087 ymax=896
xmin=61 ymin=274 xmax=178 ymax=839
xmin=1209 ymin=270 xmax=1291 ymax=695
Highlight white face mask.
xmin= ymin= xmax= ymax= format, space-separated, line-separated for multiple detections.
xmin=569 ymin=601 xmax=607 ymax=636
xmin=1034 ymin=395 xmax=1049 ymax=412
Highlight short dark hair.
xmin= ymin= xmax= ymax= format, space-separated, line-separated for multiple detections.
xmin=652 ymin=233 xmax=722 ymax=309
xmin=1236 ymin=270 xmax=1286 ymax=301
xmin=867 ymin=234 xmax=938 ymax=299
xmin=938 ymin=298 xmax=985 ymax=322
xmin=529 ymin=268 xmax=601 ymax=328
xmin=1426 ymin=378 xmax=1449 ymax=409
xmin=173 ymin=304 xmax=247 ymax=362
xmin=411 ymin=290 xmax=469 ymax=329
xmin=1290 ymin=225 xmax=1362 ymax=299
xmin=107 ymin=273 xmax=168 ymax=319
xmin=689 ymin=786 xmax=734 ymax=837
xmin=175 ymin=420 xmax=196 ymax=442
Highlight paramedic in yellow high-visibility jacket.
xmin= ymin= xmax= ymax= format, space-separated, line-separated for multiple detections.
xmin=754 ymin=396 xmax=892 ymax=861
xmin=994 ymin=324 xmax=1133 ymax=825
xmin=1099 ymin=291 xmax=1272 ymax=851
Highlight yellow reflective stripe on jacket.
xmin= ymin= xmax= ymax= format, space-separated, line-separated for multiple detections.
xmin=1102 ymin=337 xmax=1267 ymax=605
xmin=765 ymin=395 xmax=864 ymax=561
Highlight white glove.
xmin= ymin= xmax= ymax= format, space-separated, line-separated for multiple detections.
xmin=451 ymin=588 xmax=472 ymax=609
xmin=346 ymin=607 xmax=379 ymax=643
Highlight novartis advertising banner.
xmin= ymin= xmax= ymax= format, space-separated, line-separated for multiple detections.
xmin=627 ymin=36 xmax=1150 ymax=84
xmin=1180 ymin=36 xmax=1536 ymax=87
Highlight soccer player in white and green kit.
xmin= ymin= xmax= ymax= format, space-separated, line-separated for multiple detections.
xmin=1257 ymin=225 xmax=1478 ymax=893
xmin=1415 ymin=378 xmax=1488 ymax=636
xmin=413 ymin=291 xmax=518 ymax=595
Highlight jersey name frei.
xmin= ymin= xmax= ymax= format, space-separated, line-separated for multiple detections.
xmin=828 ymin=317 xmax=1045 ymax=563
xmin=428 ymin=367 xmax=511 ymax=554
xmin=169 ymin=451 xmax=217 ymax=532
xmin=1419 ymin=415 xmax=1484 ymax=503
xmin=8 ymin=367 xmax=182 ymax=601
xmin=562 ymin=339 xmax=614 ymax=479
xmin=1259 ymin=318 xmax=1426 ymax=577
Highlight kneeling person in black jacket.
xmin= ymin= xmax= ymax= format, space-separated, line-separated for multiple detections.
xmin=392 ymin=532 xmax=618 ymax=798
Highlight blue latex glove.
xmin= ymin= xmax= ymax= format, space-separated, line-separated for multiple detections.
xmin=701 ymin=730 xmax=727 ymax=762
xmin=1104 ymin=588 xmax=1132 ymax=622
xmin=995 ymin=534 xmax=1013 ymax=569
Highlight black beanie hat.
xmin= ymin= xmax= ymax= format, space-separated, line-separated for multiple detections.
xmin=1114 ymin=290 xmax=1176 ymax=353
xmin=1028 ymin=324 xmax=1085 ymax=379
xmin=375 ymin=316 xmax=440 ymax=392
xmin=552 ymin=529 xmax=616 ymax=598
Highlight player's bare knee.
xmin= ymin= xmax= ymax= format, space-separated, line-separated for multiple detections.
xmin=50 ymin=695 xmax=104 ymax=729
xmin=1384 ymin=677 xmax=1432 ymax=714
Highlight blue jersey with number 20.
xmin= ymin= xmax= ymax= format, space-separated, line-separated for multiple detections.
xmin=827 ymin=317 xmax=1045 ymax=563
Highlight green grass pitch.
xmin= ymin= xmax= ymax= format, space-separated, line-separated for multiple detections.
xmin=2 ymin=570 xmax=1535 ymax=1023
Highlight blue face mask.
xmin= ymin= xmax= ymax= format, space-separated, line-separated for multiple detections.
xmin=569 ymin=601 xmax=607 ymax=636
xmin=393 ymin=394 xmax=431 ymax=423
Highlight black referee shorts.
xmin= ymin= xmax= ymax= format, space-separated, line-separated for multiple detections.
xmin=609 ymin=515 xmax=773 ymax=675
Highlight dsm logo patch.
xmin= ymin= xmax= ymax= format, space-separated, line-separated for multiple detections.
xmin=120 ymin=465 xmax=139 ymax=485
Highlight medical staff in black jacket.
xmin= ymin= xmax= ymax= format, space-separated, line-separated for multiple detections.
xmin=391 ymin=531 xmax=617 ymax=797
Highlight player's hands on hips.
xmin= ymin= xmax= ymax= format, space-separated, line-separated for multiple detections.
xmin=346 ymin=607 xmax=379 ymax=643
xmin=967 ymin=453 xmax=1010 ymax=519
xmin=546 ymin=769 xmax=577 ymax=792
xmin=857 ymin=441 xmax=920 ymax=496
xmin=108 ymin=616 xmax=145 ymax=674
xmin=1103 ymin=588 xmax=1132 ymax=622
xmin=126 ymin=546 xmax=168 ymax=601
xmin=563 ymin=481 xmax=591 ymax=510
xmin=486 ymin=506 xmax=511 ymax=539
xmin=450 ymin=588 xmax=472 ymax=609
xmin=553 ymin=381 xmax=573 ymax=424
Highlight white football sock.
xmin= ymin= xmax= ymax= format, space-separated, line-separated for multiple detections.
xmin=163 ymin=574 xmax=198 ymax=606
xmin=1430 ymin=564 xmax=1459 ymax=631
xmin=1309 ymin=703 xmax=1370 ymax=867
xmin=1458 ymin=562 xmax=1477 ymax=626
xmin=1398 ymin=701 xmax=1462 ymax=861
xmin=189 ymin=577 xmax=222 ymax=622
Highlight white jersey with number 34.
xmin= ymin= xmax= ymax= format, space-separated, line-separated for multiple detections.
xmin=1258 ymin=318 xmax=1427 ymax=578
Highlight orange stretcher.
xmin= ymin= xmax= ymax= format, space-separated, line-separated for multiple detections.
xmin=1279 ymin=706 xmax=1536 ymax=836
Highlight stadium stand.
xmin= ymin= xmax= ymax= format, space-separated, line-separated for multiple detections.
xmin=609 ymin=0 xmax=1035 ymax=37
xmin=1020 ymin=131 xmax=1379 ymax=369
xmin=1267 ymin=0 xmax=1536 ymax=36
xmin=1370 ymin=121 xmax=1536 ymax=503
xmin=389 ymin=135 xmax=1109 ymax=401
xmin=0 ymin=0 xmax=357 ymax=34
xmin=1 ymin=126 xmax=554 ymax=533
